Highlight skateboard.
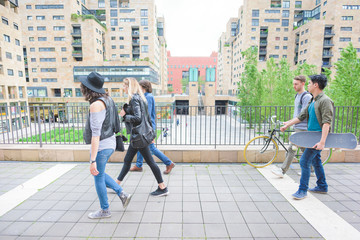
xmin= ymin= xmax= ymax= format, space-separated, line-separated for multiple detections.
xmin=289 ymin=131 xmax=358 ymax=149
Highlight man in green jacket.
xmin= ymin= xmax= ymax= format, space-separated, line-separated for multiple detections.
xmin=280 ymin=74 xmax=334 ymax=200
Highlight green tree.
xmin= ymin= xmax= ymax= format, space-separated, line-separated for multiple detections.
xmin=237 ymin=47 xmax=262 ymax=106
xmin=272 ymin=58 xmax=294 ymax=105
xmin=329 ymin=42 xmax=360 ymax=106
xmin=261 ymin=58 xmax=278 ymax=105
xmin=181 ymin=77 xmax=189 ymax=94
xmin=198 ymin=76 xmax=205 ymax=93
xmin=167 ymin=86 xmax=174 ymax=93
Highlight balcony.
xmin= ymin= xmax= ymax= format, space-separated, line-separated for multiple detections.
xmin=260 ymin=31 xmax=268 ymax=37
xmin=71 ymin=31 xmax=81 ymax=36
xmin=324 ymin=31 xmax=335 ymax=37
xmin=132 ymin=49 xmax=140 ymax=54
xmin=71 ymin=41 xmax=82 ymax=46
xmin=72 ymin=51 xmax=83 ymax=57
xmin=294 ymin=13 xmax=303 ymax=19
xmin=295 ymin=46 xmax=299 ymax=52
xmin=323 ymin=52 xmax=333 ymax=58
xmin=323 ymin=41 xmax=334 ymax=47
xmin=259 ymin=41 xmax=267 ymax=46
xmin=132 ymin=40 xmax=140 ymax=46
xmin=259 ymin=49 xmax=267 ymax=55
xmin=132 ymin=31 xmax=140 ymax=37
xmin=322 ymin=62 xmax=332 ymax=68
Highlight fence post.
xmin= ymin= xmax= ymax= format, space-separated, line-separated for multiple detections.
xmin=37 ymin=106 xmax=43 ymax=148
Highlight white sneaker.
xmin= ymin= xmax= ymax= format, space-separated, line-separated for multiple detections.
xmin=297 ymin=172 xmax=316 ymax=177
xmin=271 ymin=168 xmax=284 ymax=178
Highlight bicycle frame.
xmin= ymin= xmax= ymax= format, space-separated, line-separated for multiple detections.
xmin=265 ymin=128 xmax=289 ymax=153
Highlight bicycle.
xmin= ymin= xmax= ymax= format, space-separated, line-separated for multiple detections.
xmin=244 ymin=116 xmax=332 ymax=168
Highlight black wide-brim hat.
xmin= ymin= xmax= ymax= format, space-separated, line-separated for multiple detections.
xmin=79 ymin=71 xmax=106 ymax=94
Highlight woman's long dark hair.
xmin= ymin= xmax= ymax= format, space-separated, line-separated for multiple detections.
xmin=80 ymin=83 xmax=108 ymax=103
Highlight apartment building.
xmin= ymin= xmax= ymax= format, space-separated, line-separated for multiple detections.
xmin=167 ymin=51 xmax=218 ymax=94
xmin=217 ymin=0 xmax=360 ymax=96
xmin=0 ymin=0 xmax=29 ymax=132
xmin=19 ymin=0 xmax=167 ymax=107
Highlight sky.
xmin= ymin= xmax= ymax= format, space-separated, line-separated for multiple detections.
xmin=155 ymin=0 xmax=244 ymax=57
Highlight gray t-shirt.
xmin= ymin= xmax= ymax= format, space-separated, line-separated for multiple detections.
xmin=90 ymin=110 xmax=116 ymax=153
xmin=294 ymin=91 xmax=312 ymax=130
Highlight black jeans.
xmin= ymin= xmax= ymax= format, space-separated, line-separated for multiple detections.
xmin=117 ymin=144 xmax=164 ymax=184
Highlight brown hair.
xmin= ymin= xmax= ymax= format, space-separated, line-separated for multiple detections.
xmin=139 ymin=79 xmax=152 ymax=93
xmin=294 ymin=75 xmax=306 ymax=83
xmin=80 ymin=83 xmax=108 ymax=103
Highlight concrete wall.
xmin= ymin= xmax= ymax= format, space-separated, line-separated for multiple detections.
xmin=1 ymin=145 xmax=359 ymax=163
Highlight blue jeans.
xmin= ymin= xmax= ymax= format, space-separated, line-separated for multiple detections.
xmin=94 ymin=149 xmax=123 ymax=210
xmin=299 ymin=148 xmax=328 ymax=192
xmin=136 ymin=143 xmax=172 ymax=168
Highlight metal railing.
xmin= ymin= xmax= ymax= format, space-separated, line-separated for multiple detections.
xmin=0 ymin=105 xmax=358 ymax=147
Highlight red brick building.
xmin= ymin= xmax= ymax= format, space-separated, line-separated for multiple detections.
xmin=167 ymin=51 xmax=218 ymax=94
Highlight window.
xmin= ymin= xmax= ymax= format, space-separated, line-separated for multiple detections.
xmin=284 ymin=28 xmax=289 ymax=32
xmin=110 ymin=0 xmax=117 ymax=8
xmin=275 ymin=46 xmax=280 ymax=49
xmin=282 ymin=1 xmax=290 ymax=8
xmin=252 ymin=10 xmax=259 ymax=17
xmin=13 ymin=23 xmax=18 ymax=30
xmin=40 ymin=58 xmax=56 ymax=62
xmin=28 ymin=26 xmax=34 ymax=31
xmin=341 ymin=27 xmax=352 ymax=31
xmin=304 ymin=49 xmax=307 ymax=54
xmin=18 ymin=71 xmax=23 ymax=77
xmin=295 ymin=1 xmax=302 ymax=8
xmin=283 ymin=46 xmax=288 ymax=50
xmin=316 ymin=0 xmax=321 ymax=5
xmin=301 ymin=41 xmax=303 ymax=45
xmin=31 ymin=58 xmax=36 ymax=62
xmin=54 ymin=37 xmax=65 ymax=41
xmin=265 ymin=10 xmax=280 ymax=13
xmin=305 ymin=39 xmax=308 ymax=44
xmin=38 ymin=37 xmax=47 ymax=41
xmin=141 ymin=45 xmax=149 ymax=53
xmin=41 ymin=78 xmax=57 ymax=82
xmin=26 ymin=5 xmax=32 ymax=9
xmin=15 ymin=39 xmax=20 ymax=46
xmin=301 ymin=31 xmax=304 ymax=35
xmin=111 ymin=36 xmax=116 ymax=40
xmin=37 ymin=26 xmax=46 ymax=31
xmin=141 ymin=9 xmax=148 ymax=17
xmin=41 ymin=68 xmax=57 ymax=72
xmin=62 ymin=58 xmax=67 ymax=62
xmin=111 ymin=27 xmax=115 ymax=31
xmin=276 ymin=28 xmax=280 ymax=32
xmin=53 ymin=26 xmax=65 ymax=31
xmin=340 ymin=37 xmax=351 ymax=42
xmin=2 ymin=17 xmax=8 ymax=25
xmin=282 ymin=10 xmax=289 ymax=17
xmin=4 ymin=35 xmax=10 ymax=42
xmin=6 ymin=52 xmax=12 ymax=59
xmin=119 ymin=27 xmax=124 ymax=31
xmin=251 ymin=28 xmax=256 ymax=31
xmin=252 ymin=19 xmax=259 ymax=26
xmin=61 ymin=47 xmax=66 ymax=52
xmin=30 ymin=48 xmax=35 ymax=52
xmin=112 ymin=54 xmax=116 ymax=58
xmin=342 ymin=16 xmax=353 ymax=21
xmin=119 ymin=36 xmax=124 ymax=40
xmin=282 ymin=19 xmax=289 ymax=26
xmin=36 ymin=16 xmax=45 ymax=20
xmin=98 ymin=0 xmax=105 ymax=8
xmin=275 ymin=37 xmax=280 ymax=40
xmin=269 ymin=55 xmax=279 ymax=58
xmin=112 ymin=45 xmax=116 ymax=49
xmin=32 ymin=68 xmax=37 ymax=72
xmin=110 ymin=19 xmax=118 ymax=26
xmin=27 ymin=16 xmax=32 ymax=20
xmin=323 ymin=11 xmax=326 ymax=16
xmin=141 ymin=18 xmax=148 ymax=26
xmin=306 ymin=29 xmax=309 ymax=33
xmin=35 ymin=5 xmax=64 ymax=9
xmin=143 ymin=27 xmax=148 ymax=31
xmin=120 ymin=45 xmax=124 ymax=49
xmin=17 ymin=55 xmax=21 ymax=61
xmin=284 ymin=37 xmax=288 ymax=41
xmin=264 ymin=19 xmax=280 ymax=22
xmin=120 ymin=18 xmax=135 ymax=22
xmin=110 ymin=10 xmax=117 ymax=17
xmin=33 ymin=78 xmax=38 ymax=82
xmin=144 ymin=36 xmax=148 ymax=40
xmin=75 ymin=88 xmax=82 ymax=97
xmin=7 ymin=69 xmax=14 ymax=76
xmin=120 ymin=54 xmax=130 ymax=58
xmin=53 ymin=15 xmax=64 ymax=20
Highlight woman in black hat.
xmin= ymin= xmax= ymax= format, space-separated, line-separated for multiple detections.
xmin=80 ymin=72 xmax=132 ymax=219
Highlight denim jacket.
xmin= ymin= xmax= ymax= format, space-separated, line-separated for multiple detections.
xmin=297 ymin=92 xmax=334 ymax=130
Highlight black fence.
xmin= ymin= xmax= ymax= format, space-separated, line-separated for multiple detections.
xmin=0 ymin=105 xmax=359 ymax=147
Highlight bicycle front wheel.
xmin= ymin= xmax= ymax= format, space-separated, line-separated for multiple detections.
xmin=244 ymin=136 xmax=279 ymax=168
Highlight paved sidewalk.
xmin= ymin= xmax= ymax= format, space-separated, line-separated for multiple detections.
xmin=0 ymin=161 xmax=359 ymax=239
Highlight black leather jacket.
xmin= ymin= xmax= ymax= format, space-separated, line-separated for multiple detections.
xmin=84 ymin=96 xmax=120 ymax=144
xmin=123 ymin=94 xmax=146 ymax=136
